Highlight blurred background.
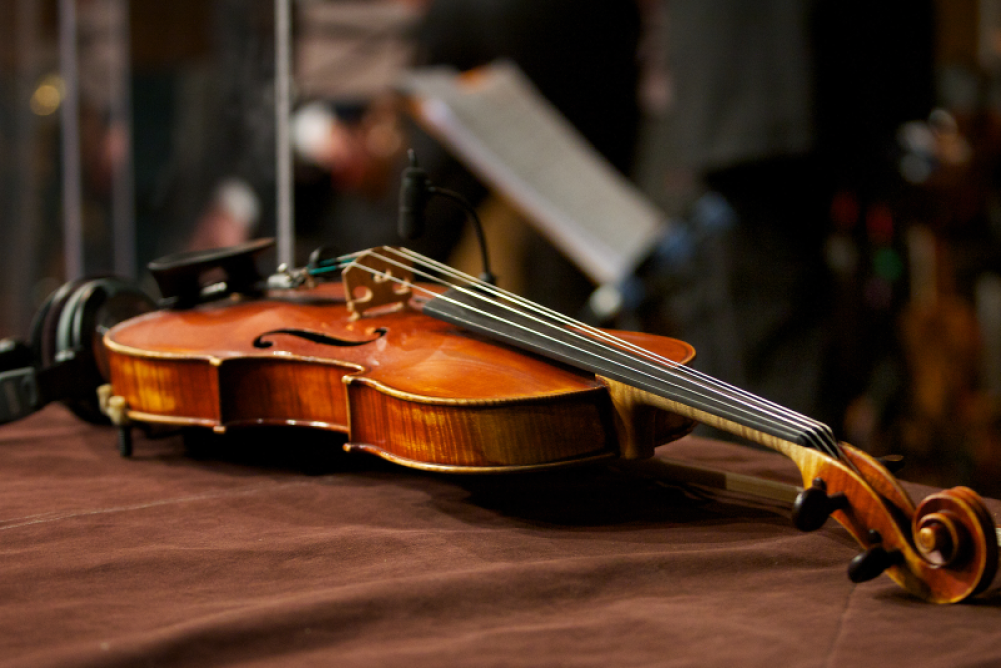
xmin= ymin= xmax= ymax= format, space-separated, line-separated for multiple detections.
xmin=3 ymin=0 xmax=1001 ymax=494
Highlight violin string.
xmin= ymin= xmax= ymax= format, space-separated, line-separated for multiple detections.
xmin=358 ymin=257 xmax=803 ymax=446
xmin=392 ymin=248 xmax=842 ymax=461
xmin=346 ymin=248 xmax=839 ymax=459
xmin=390 ymin=247 xmax=842 ymax=459
xmin=390 ymin=253 xmax=865 ymax=481
xmin=344 ymin=247 xmax=839 ymax=460
xmin=358 ymin=247 xmax=840 ymax=459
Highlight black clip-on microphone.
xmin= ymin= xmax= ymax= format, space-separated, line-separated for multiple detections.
xmin=398 ymin=150 xmax=497 ymax=285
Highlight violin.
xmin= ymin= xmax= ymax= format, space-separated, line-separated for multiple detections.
xmin=75 ymin=240 xmax=994 ymax=605
xmin=0 ymin=238 xmax=990 ymax=604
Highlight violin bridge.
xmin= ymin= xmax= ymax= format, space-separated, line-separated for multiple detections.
xmin=343 ymin=248 xmax=414 ymax=319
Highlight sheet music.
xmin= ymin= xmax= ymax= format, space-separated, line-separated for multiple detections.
xmin=399 ymin=61 xmax=667 ymax=285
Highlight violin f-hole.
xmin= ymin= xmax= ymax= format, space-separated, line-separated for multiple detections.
xmin=253 ymin=328 xmax=388 ymax=349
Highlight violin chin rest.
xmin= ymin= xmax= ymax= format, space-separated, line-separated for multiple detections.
xmin=148 ymin=238 xmax=274 ymax=308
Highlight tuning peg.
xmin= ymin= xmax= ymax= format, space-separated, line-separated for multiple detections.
xmin=848 ymin=530 xmax=902 ymax=583
xmin=792 ymin=478 xmax=848 ymax=532
xmin=876 ymin=454 xmax=905 ymax=474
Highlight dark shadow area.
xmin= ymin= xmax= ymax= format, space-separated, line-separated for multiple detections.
xmin=434 ymin=464 xmax=795 ymax=531
xmin=128 ymin=423 xmax=797 ymax=533
xmin=135 ymin=425 xmax=364 ymax=477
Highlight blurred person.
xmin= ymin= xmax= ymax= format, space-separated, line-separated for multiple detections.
xmin=633 ymin=0 xmax=935 ymax=427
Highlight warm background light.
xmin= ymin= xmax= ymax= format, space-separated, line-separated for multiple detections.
xmin=30 ymin=74 xmax=64 ymax=116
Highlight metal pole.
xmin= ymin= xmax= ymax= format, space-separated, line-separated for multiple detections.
xmin=12 ymin=0 xmax=42 ymax=334
xmin=275 ymin=0 xmax=294 ymax=267
xmin=109 ymin=0 xmax=136 ymax=278
xmin=59 ymin=0 xmax=84 ymax=280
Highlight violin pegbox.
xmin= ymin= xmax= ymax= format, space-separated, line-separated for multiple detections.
xmin=343 ymin=248 xmax=414 ymax=319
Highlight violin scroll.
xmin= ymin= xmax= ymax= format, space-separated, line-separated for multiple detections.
xmin=910 ymin=486 xmax=998 ymax=597
xmin=790 ymin=445 xmax=998 ymax=603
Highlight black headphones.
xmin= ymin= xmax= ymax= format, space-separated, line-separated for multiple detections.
xmin=0 ymin=277 xmax=154 ymax=425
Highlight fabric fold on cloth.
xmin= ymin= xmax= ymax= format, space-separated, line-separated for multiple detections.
xmin=2 ymin=406 xmax=1001 ymax=667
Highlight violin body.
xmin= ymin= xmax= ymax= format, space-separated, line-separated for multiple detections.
xmin=103 ymin=281 xmax=696 ymax=472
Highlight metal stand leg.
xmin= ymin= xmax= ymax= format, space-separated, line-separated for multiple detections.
xmin=117 ymin=425 xmax=133 ymax=457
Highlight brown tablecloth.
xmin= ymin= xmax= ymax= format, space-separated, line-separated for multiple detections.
xmin=2 ymin=406 xmax=1001 ymax=667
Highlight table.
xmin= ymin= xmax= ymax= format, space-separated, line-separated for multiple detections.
xmin=2 ymin=405 xmax=1000 ymax=667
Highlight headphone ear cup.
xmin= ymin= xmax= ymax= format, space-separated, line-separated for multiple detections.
xmin=30 ymin=277 xmax=90 ymax=369
xmin=0 ymin=337 xmax=38 ymax=425
xmin=43 ymin=277 xmax=155 ymax=424
xmin=0 ymin=280 xmax=82 ymax=425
